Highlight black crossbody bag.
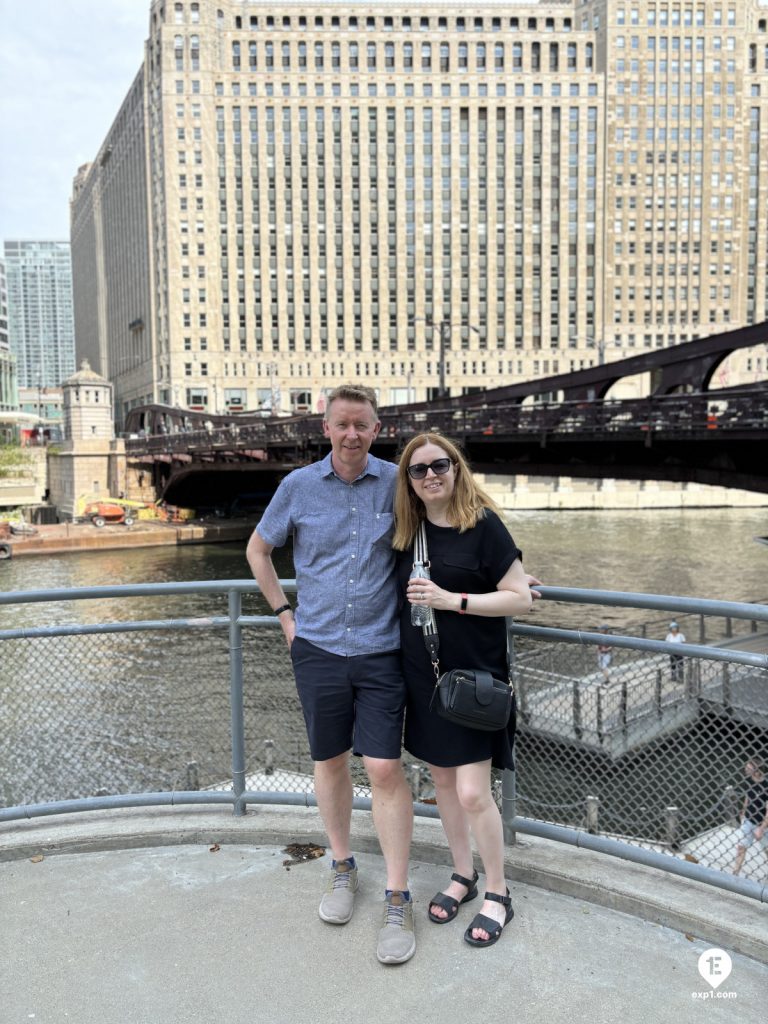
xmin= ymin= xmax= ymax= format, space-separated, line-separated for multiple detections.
xmin=413 ymin=522 xmax=516 ymax=733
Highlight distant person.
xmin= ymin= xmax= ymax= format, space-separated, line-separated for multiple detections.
xmin=665 ymin=621 xmax=686 ymax=681
xmin=732 ymin=757 xmax=768 ymax=876
xmin=597 ymin=626 xmax=612 ymax=682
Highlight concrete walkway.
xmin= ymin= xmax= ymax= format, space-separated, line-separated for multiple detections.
xmin=2 ymin=805 xmax=766 ymax=1024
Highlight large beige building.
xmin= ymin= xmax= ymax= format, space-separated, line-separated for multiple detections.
xmin=70 ymin=0 xmax=768 ymax=426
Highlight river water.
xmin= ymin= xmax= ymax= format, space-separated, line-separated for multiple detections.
xmin=2 ymin=506 xmax=766 ymax=629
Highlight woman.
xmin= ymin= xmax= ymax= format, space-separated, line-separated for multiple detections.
xmin=393 ymin=432 xmax=532 ymax=947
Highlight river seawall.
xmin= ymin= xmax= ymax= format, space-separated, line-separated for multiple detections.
xmin=2 ymin=519 xmax=253 ymax=558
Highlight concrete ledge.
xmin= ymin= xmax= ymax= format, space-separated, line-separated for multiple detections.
xmin=2 ymin=803 xmax=765 ymax=965
xmin=5 ymin=519 xmax=252 ymax=557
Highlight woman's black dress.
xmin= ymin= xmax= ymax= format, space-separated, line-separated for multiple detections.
xmin=396 ymin=510 xmax=522 ymax=769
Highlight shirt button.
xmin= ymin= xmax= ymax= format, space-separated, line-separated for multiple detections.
xmin=352 ymin=531 xmax=356 ymax=535
xmin=351 ymin=554 xmax=356 ymax=558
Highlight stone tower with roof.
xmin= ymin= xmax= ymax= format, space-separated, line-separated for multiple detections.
xmin=62 ymin=359 xmax=114 ymax=442
xmin=47 ymin=360 xmax=126 ymax=519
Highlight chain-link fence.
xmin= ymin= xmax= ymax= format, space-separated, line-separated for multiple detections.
xmin=511 ymin=638 xmax=768 ymax=879
xmin=1 ymin=582 xmax=766 ymax=889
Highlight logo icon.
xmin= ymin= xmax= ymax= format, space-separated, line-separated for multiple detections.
xmin=697 ymin=948 xmax=733 ymax=990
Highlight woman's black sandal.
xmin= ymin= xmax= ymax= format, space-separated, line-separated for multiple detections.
xmin=428 ymin=869 xmax=479 ymax=924
xmin=463 ymin=889 xmax=514 ymax=947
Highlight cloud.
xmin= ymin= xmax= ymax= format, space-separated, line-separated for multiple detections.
xmin=0 ymin=0 xmax=148 ymax=240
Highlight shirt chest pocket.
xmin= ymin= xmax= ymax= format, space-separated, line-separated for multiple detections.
xmin=439 ymin=552 xmax=481 ymax=588
xmin=442 ymin=553 xmax=480 ymax=571
xmin=371 ymin=512 xmax=394 ymax=547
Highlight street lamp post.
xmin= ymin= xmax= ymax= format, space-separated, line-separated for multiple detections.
xmin=416 ymin=320 xmax=482 ymax=399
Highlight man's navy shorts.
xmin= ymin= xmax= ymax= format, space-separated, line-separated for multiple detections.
xmin=290 ymin=636 xmax=406 ymax=761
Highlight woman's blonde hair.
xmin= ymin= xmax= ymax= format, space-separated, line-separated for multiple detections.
xmin=392 ymin=432 xmax=502 ymax=550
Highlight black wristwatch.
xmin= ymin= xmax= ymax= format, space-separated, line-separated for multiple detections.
xmin=273 ymin=603 xmax=292 ymax=617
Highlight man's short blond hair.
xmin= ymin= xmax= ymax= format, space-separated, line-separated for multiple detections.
xmin=324 ymin=384 xmax=379 ymax=419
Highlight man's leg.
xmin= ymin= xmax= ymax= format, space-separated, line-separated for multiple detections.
xmin=315 ymin=752 xmax=360 ymax=925
xmin=365 ymin=755 xmax=416 ymax=965
xmin=363 ymin=755 xmax=413 ymax=891
xmin=314 ymin=751 xmax=354 ymax=861
xmin=289 ymin=638 xmax=359 ymax=923
xmin=352 ymin=652 xmax=416 ymax=963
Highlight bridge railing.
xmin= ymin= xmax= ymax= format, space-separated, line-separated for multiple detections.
xmin=0 ymin=581 xmax=766 ymax=902
xmin=376 ymin=388 xmax=768 ymax=440
xmin=124 ymin=387 xmax=767 ymax=456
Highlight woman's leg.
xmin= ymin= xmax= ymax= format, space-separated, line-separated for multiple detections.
xmin=454 ymin=761 xmax=509 ymax=940
xmin=428 ymin=763 xmax=475 ymax=918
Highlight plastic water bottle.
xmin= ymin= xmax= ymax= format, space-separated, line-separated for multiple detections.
xmin=410 ymin=561 xmax=431 ymax=626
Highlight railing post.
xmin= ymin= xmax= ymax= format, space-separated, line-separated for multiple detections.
xmin=596 ymin=686 xmax=604 ymax=744
xmin=228 ymin=588 xmax=247 ymax=816
xmin=264 ymin=739 xmax=275 ymax=776
xmin=655 ymin=669 xmax=662 ymax=715
xmin=586 ymin=794 xmax=599 ymax=833
xmin=572 ymin=681 xmax=583 ymax=740
xmin=186 ymin=761 xmax=199 ymax=791
xmin=620 ymin=680 xmax=628 ymax=734
xmin=699 ymin=614 xmax=706 ymax=644
xmin=501 ymin=767 xmax=517 ymax=846
xmin=725 ymin=616 xmax=733 ymax=639
xmin=406 ymin=762 xmax=425 ymax=802
xmin=721 ymin=662 xmax=732 ymax=712
xmin=665 ymin=806 xmax=680 ymax=849
xmin=516 ymin=675 xmax=528 ymax=724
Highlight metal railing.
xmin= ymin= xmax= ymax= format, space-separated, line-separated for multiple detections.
xmin=0 ymin=581 xmax=766 ymax=904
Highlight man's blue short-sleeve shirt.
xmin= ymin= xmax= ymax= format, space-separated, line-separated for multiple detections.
xmin=256 ymin=452 xmax=399 ymax=656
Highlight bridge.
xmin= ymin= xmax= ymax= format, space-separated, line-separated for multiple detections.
xmin=123 ymin=323 xmax=768 ymax=506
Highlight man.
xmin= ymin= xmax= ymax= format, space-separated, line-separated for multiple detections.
xmin=732 ymin=756 xmax=768 ymax=876
xmin=246 ymin=384 xmax=416 ymax=965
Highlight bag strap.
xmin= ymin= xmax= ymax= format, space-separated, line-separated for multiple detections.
xmin=415 ymin=522 xmax=441 ymax=679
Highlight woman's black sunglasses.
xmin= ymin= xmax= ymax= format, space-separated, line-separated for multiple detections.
xmin=407 ymin=458 xmax=455 ymax=480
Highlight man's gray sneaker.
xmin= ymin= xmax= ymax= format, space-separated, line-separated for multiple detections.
xmin=318 ymin=859 xmax=359 ymax=924
xmin=377 ymin=891 xmax=416 ymax=964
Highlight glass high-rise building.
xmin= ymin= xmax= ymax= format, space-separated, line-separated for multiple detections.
xmin=70 ymin=1 xmax=768 ymax=425
xmin=3 ymin=241 xmax=76 ymax=390
xmin=0 ymin=257 xmax=18 ymax=414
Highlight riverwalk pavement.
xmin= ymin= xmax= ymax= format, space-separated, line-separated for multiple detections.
xmin=2 ymin=804 xmax=766 ymax=1024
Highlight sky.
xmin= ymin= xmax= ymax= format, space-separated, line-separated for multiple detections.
xmin=0 ymin=0 xmax=149 ymax=243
